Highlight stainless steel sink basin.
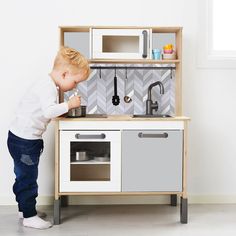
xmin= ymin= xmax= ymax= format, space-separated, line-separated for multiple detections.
xmin=132 ymin=114 xmax=172 ymax=118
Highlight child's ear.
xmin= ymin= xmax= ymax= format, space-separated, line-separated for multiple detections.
xmin=62 ymin=71 xmax=68 ymax=79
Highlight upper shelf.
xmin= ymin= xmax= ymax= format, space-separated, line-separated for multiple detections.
xmin=59 ymin=26 xmax=182 ymax=33
xmin=89 ymin=59 xmax=180 ymax=64
xmin=61 ymin=26 xmax=182 ymax=63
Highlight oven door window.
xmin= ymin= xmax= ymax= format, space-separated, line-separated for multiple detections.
xmin=70 ymin=141 xmax=110 ymax=181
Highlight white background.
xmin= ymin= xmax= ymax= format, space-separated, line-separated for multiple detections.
xmin=0 ymin=0 xmax=236 ymax=205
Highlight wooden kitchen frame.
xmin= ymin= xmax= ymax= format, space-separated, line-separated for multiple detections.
xmin=54 ymin=26 xmax=189 ymax=225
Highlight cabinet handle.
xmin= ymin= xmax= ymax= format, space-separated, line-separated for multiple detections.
xmin=75 ymin=133 xmax=106 ymax=139
xmin=138 ymin=132 xmax=168 ymax=138
xmin=142 ymin=30 xmax=148 ymax=58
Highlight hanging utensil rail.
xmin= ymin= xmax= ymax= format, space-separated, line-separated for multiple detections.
xmin=90 ymin=65 xmax=175 ymax=79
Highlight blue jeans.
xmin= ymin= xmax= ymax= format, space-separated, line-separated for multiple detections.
xmin=7 ymin=131 xmax=44 ymax=218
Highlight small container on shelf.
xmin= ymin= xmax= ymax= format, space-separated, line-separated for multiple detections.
xmin=162 ymin=44 xmax=176 ymax=60
xmin=162 ymin=51 xmax=176 ymax=60
xmin=75 ymin=151 xmax=89 ymax=161
xmin=152 ymin=48 xmax=162 ymax=60
xmin=163 ymin=49 xmax=173 ymax=54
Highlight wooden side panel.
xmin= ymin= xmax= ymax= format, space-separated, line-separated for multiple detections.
xmin=175 ymin=28 xmax=182 ymax=116
xmin=182 ymin=121 xmax=188 ymax=198
xmin=55 ymin=121 xmax=60 ymax=199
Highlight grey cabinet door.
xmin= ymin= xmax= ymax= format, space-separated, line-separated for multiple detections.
xmin=64 ymin=32 xmax=90 ymax=58
xmin=122 ymin=130 xmax=183 ymax=192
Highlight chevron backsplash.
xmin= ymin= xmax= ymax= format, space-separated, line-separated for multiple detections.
xmin=64 ymin=65 xmax=175 ymax=116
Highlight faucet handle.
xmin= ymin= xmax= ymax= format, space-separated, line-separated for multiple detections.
xmin=152 ymin=101 xmax=158 ymax=112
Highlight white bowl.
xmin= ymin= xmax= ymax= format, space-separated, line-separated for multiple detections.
xmin=162 ymin=51 xmax=176 ymax=60
xmin=94 ymin=157 xmax=110 ymax=162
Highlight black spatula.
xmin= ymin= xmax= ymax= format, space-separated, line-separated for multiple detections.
xmin=112 ymin=74 xmax=120 ymax=106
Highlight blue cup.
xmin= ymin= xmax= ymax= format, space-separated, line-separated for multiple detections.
xmin=152 ymin=49 xmax=161 ymax=60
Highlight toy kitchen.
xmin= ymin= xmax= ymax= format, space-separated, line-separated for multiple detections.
xmin=53 ymin=26 xmax=190 ymax=225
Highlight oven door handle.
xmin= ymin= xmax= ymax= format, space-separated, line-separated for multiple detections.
xmin=75 ymin=133 xmax=106 ymax=139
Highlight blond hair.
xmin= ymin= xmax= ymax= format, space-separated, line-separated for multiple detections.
xmin=53 ymin=46 xmax=90 ymax=79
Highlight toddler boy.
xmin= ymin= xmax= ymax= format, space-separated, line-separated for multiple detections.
xmin=7 ymin=46 xmax=90 ymax=229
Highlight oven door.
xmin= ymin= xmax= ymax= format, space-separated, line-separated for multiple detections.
xmin=60 ymin=130 xmax=121 ymax=192
xmin=91 ymin=28 xmax=152 ymax=59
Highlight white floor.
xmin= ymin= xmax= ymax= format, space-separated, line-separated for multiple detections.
xmin=1 ymin=204 xmax=236 ymax=236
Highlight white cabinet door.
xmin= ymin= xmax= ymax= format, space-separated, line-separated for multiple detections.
xmin=60 ymin=130 xmax=121 ymax=192
xmin=91 ymin=28 xmax=152 ymax=59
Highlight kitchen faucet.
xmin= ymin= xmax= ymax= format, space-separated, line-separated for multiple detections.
xmin=146 ymin=81 xmax=164 ymax=115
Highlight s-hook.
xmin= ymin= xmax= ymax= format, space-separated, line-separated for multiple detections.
xmin=124 ymin=67 xmax=132 ymax=103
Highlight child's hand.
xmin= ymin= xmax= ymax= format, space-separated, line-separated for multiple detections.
xmin=67 ymin=96 xmax=81 ymax=109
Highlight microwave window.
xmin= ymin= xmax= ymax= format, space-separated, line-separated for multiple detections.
xmin=102 ymin=36 xmax=139 ymax=53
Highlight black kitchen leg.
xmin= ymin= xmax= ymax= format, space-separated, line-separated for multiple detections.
xmin=170 ymin=194 xmax=177 ymax=206
xmin=61 ymin=196 xmax=68 ymax=207
xmin=54 ymin=198 xmax=61 ymax=225
xmin=180 ymin=197 xmax=188 ymax=224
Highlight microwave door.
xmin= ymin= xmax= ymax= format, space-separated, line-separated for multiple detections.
xmin=92 ymin=29 xmax=151 ymax=59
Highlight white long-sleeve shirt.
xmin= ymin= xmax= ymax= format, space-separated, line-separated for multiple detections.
xmin=10 ymin=77 xmax=68 ymax=140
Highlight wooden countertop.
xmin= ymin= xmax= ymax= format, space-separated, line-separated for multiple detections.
xmin=54 ymin=115 xmax=190 ymax=121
